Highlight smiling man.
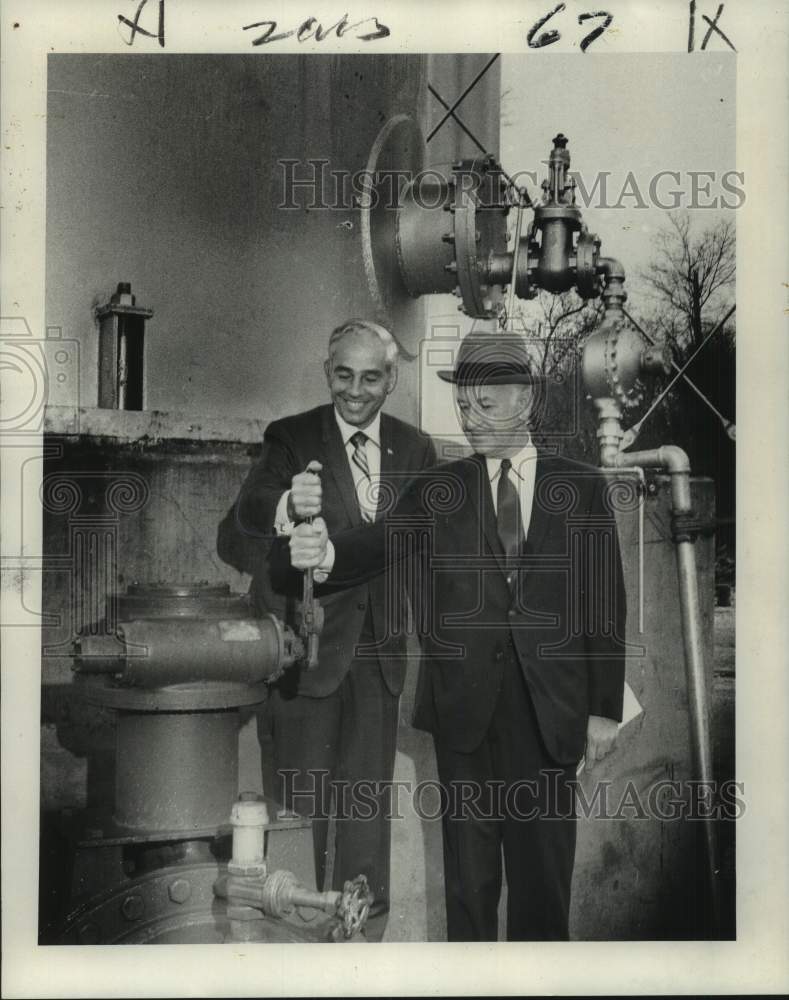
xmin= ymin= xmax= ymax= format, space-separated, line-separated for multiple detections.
xmin=217 ymin=319 xmax=436 ymax=941
xmin=285 ymin=332 xmax=628 ymax=941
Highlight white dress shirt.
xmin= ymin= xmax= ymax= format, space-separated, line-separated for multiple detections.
xmin=485 ymin=441 xmax=538 ymax=543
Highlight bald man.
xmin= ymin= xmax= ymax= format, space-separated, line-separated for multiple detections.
xmin=218 ymin=319 xmax=436 ymax=939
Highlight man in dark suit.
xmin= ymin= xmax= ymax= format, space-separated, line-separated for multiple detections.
xmin=286 ymin=332 xmax=628 ymax=941
xmin=217 ymin=319 xmax=436 ymax=940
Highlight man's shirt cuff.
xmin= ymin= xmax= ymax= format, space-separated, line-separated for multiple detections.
xmin=274 ymin=490 xmax=294 ymax=535
xmin=313 ymin=540 xmax=335 ymax=583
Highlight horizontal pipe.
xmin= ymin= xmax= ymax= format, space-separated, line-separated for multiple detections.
xmin=74 ymin=615 xmax=298 ymax=686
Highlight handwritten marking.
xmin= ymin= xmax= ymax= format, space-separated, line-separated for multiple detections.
xmin=118 ymin=0 xmax=165 ymax=47
xmin=688 ymin=1 xmax=736 ymax=51
xmin=426 ymin=54 xmax=499 ymax=143
xmin=527 ymin=3 xmax=566 ymax=48
xmin=527 ymin=4 xmax=613 ymax=51
xmin=578 ymin=11 xmax=613 ymax=52
xmin=242 ymin=13 xmax=390 ymax=46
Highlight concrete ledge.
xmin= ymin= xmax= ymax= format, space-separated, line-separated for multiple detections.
xmin=44 ymin=405 xmax=269 ymax=446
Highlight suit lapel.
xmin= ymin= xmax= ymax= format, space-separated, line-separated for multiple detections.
xmin=376 ymin=413 xmax=395 ymax=521
xmin=321 ymin=407 xmax=363 ymax=528
xmin=524 ymin=452 xmax=556 ymax=556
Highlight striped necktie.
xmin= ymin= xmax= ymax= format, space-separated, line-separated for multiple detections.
xmin=350 ymin=430 xmax=371 ymax=479
xmin=350 ymin=430 xmax=374 ymax=522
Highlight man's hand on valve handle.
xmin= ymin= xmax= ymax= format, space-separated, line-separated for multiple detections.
xmin=287 ymin=462 xmax=323 ymax=520
xmin=290 ymin=517 xmax=329 ymax=570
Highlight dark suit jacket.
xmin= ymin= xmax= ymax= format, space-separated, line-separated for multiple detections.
xmin=299 ymin=450 xmax=627 ymax=764
xmin=217 ymin=403 xmax=437 ymax=697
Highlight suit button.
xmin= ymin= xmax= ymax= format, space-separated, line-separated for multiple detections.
xmin=508 ymin=609 xmax=515 ymax=617
xmin=495 ymin=649 xmax=503 ymax=662
xmin=358 ymin=603 xmax=366 ymax=611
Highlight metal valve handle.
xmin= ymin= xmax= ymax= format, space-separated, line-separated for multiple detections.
xmin=337 ymin=875 xmax=373 ymax=939
xmin=300 ymin=460 xmax=323 ymax=670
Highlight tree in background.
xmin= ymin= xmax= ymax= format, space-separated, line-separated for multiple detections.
xmin=640 ymin=211 xmax=735 ymax=354
xmin=635 ymin=210 xmax=736 ymax=591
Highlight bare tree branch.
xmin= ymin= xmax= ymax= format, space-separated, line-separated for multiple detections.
xmin=639 ymin=210 xmax=735 ymax=355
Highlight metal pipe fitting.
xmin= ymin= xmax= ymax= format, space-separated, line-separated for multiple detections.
xmin=593 ymin=398 xmax=627 ymax=468
xmin=215 ymin=868 xmax=373 ymax=939
xmin=597 ymin=257 xmax=627 ymax=314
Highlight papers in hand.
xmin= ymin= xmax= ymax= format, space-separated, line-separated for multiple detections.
xmin=576 ymin=681 xmax=643 ymax=777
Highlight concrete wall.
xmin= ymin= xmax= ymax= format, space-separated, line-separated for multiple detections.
xmin=46 ymin=53 xmax=430 ymax=424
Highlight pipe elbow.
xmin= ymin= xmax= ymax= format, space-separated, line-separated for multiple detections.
xmin=599 ymin=442 xmax=622 ymax=468
xmin=597 ymin=256 xmax=625 ymax=282
xmin=657 ymin=445 xmax=691 ymax=475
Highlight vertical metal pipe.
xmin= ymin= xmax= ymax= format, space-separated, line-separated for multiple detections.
xmin=506 ymin=200 xmax=526 ymax=328
xmin=610 ymin=446 xmax=720 ymax=930
xmin=670 ymin=470 xmax=719 ymax=930
xmin=114 ymin=711 xmax=239 ymax=831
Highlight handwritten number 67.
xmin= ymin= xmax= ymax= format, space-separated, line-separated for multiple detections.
xmin=528 ymin=4 xmax=613 ymax=52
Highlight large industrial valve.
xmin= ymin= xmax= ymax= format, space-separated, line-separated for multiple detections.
xmin=71 ymin=583 xmax=304 ymax=836
xmin=51 ymin=582 xmax=368 ymax=944
xmin=581 ymin=272 xmax=672 ymax=463
xmin=361 ymin=119 xmax=608 ymax=322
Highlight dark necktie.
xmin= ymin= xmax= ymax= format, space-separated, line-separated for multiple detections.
xmin=496 ymin=458 xmax=524 ymax=559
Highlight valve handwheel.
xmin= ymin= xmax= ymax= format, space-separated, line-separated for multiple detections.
xmin=337 ymin=875 xmax=373 ymax=939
